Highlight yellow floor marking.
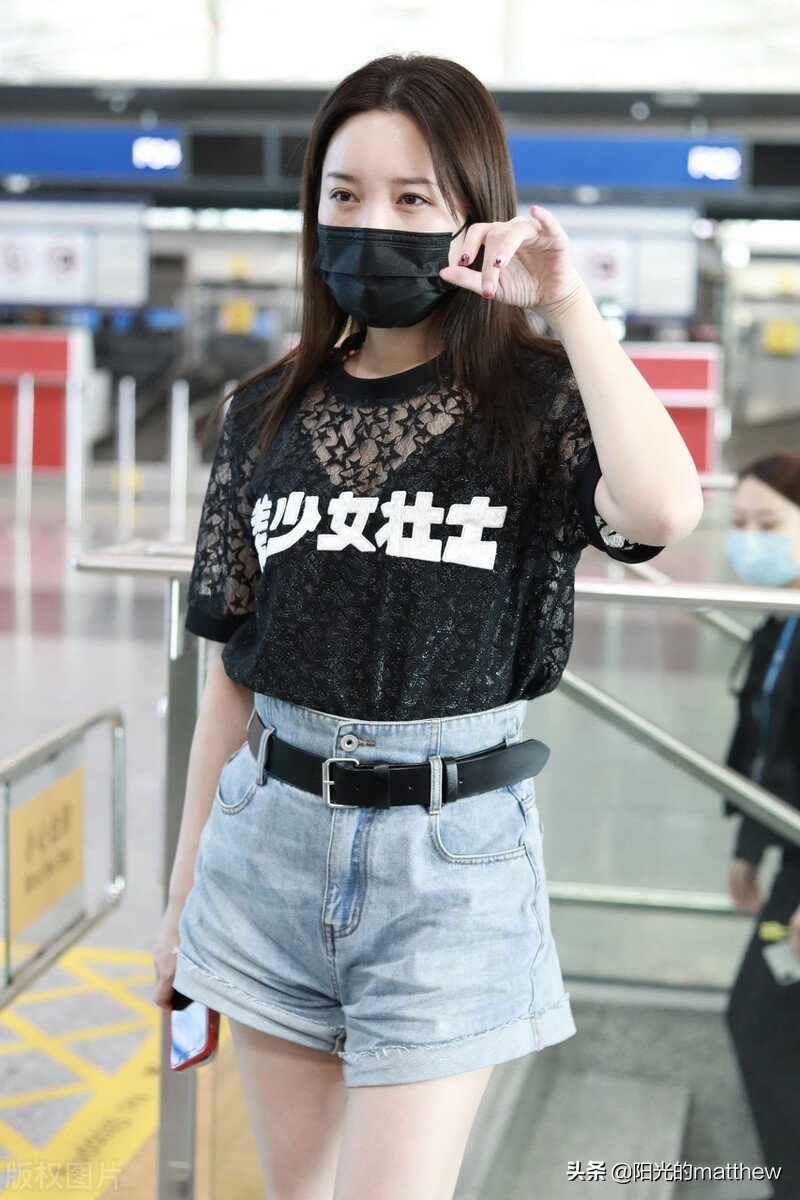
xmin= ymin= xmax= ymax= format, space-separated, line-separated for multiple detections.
xmin=57 ymin=960 xmax=157 ymax=1021
xmin=13 ymin=971 xmax=155 ymax=1008
xmin=0 ymin=944 xmax=161 ymax=1197
xmin=21 ymin=1033 xmax=160 ymax=1197
xmin=57 ymin=1020 xmax=153 ymax=1044
xmin=1 ymin=1008 xmax=112 ymax=1087
xmin=0 ymin=1084 xmax=91 ymax=1112
xmin=82 ymin=950 xmax=155 ymax=966
xmin=0 ymin=1122 xmax=41 ymax=1167
xmin=14 ymin=984 xmax=106 ymax=1004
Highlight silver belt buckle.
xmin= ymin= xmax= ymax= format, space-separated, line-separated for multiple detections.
xmin=322 ymin=757 xmax=360 ymax=808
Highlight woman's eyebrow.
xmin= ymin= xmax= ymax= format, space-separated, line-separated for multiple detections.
xmin=325 ymin=170 xmax=439 ymax=188
xmin=392 ymin=176 xmax=440 ymax=187
xmin=732 ymin=508 xmax=782 ymax=519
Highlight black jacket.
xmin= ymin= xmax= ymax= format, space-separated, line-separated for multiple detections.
xmin=724 ymin=616 xmax=800 ymax=867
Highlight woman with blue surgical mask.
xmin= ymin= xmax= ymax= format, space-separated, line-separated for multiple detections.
xmin=723 ymin=452 xmax=800 ymax=1200
xmin=726 ymin=466 xmax=800 ymax=588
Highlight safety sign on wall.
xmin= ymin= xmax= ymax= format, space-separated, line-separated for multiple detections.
xmin=0 ymin=232 xmax=92 ymax=305
xmin=5 ymin=745 xmax=86 ymax=972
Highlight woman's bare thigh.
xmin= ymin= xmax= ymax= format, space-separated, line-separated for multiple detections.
xmin=228 ymin=1018 xmax=347 ymax=1200
xmin=333 ymin=1065 xmax=494 ymax=1200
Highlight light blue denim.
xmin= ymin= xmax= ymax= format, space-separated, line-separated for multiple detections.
xmin=174 ymin=693 xmax=575 ymax=1086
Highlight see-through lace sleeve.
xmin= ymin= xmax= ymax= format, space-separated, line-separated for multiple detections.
xmin=185 ymin=394 xmax=261 ymax=642
xmin=547 ymin=364 xmax=664 ymax=563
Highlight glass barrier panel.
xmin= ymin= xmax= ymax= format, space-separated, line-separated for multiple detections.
xmin=525 ymin=491 xmax=794 ymax=988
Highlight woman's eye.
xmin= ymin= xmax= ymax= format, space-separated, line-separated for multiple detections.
xmin=331 ymin=189 xmax=354 ymax=203
xmin=399 ymin=194 xmax=428 ymax=207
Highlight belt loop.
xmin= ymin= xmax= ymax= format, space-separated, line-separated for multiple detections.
xmin=444 ymin=760 xmax=459 ymax=805
xmin=428 ymin=755 xmax=443 ymax=814
xmin=256 ymin=723 xmax=274 ymax=787
xmin=504 ymin=707 xmax=521 ymax=746
xmin=374 ymin=763 xmax=390 ymax=809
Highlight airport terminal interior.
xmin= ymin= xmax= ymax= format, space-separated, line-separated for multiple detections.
xmin=2 ymin=4 xmax=800 ymax=1198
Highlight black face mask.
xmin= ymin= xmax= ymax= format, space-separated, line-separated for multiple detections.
xmin=313 ymin=222 xmax=468 ymax=329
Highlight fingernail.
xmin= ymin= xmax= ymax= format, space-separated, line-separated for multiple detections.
xmin=493 ymin=256 xmax=503 ymax=267
xmin=483 ymin=281 xmax=495 ymax=298
xmin=459 ymin=253 xmax=470 ymax=265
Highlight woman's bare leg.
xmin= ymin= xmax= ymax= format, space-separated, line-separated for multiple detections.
xmin=228 ymin=1018 xmax=347 ymax=1200
xmin=333 ymin=1065 xmax=494 ymax=1200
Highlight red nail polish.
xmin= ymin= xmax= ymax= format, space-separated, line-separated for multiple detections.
xmin=459 ymin=253 xmax=470 ymax=265
xmin=493 ymin=256 xmax=503 ymax=267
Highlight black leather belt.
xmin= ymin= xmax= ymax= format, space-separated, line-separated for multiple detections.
xmin=246 ymin=711 xmax=550 ymax=809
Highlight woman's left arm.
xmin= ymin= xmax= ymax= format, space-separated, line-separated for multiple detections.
xmin=544 ymin=280 xmax=704 ymax=545
xmin=441 ymin=204 xmax=704 ymax=546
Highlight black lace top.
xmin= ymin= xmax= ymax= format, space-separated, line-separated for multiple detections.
xmin=185 ymin=345 xmax=662 ymax=720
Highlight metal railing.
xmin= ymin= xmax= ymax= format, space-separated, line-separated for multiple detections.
xmin=541 ymin=556 xmax=797 ymax=917
xmin=4 ymin=371 xmax=88 ymax=530
xmin=549 ymin=666 xmax=800 ymax=916
xmin=73 ymin=550 xmax=205 ymax=1200
xmin=574 ymin=576 xmax=800 ymax=615
xmin=622 ymin=557 xmax=751 ymax=644
xmin=4 ymin=370 xmax=227 ymax=539
xmin=70 ymin=548 xmax=800 ymax=1197
xmin=72 ymin=549 xmax=800 ymax=620
xmin=73 ymin=547 xmax=800 ymax=921
xmin=4 ymin=376 xmax=730 ymax=534
xmin=0 ymin=707 xmax=126 ymax=1008
xmin=566 ymin=568 xmax=800 ymax=913
xmin=113 ymin=375 xmax=205 ymax=543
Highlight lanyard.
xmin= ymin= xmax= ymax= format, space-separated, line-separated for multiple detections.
xmin=761 ymin=617 xmax=798 ymax=701
xmin=753 ymin=617 xmax=798 ymax=782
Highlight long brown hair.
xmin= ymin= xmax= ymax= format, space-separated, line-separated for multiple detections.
xmin=238 ymin=53 xmax=569 ymax=480
xmin=739 ymin=453 xmax=800 ymax=507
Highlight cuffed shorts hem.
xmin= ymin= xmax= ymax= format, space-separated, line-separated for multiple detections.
xmin=174 ymin=951 xmax=576 ymax=1087
xmin=340 ymin=995 xmax=577 ymax=1087
xmin=173 ymin=952 xmax=344 ymax=1057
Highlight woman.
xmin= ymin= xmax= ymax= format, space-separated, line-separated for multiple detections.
xmin=724 ymin=453 xmax=800 ymax=1200
xmin=153 ymin=54 xmax=702 ymax=1200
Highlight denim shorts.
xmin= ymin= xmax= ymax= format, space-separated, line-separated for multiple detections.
xmin=174 ymin=693 xmax=575 ymax=1087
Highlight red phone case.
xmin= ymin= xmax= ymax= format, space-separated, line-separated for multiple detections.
xmin=168 ymin=989 xmax=221 ymax=1071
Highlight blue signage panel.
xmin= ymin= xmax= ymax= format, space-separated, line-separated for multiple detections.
xmin=508 ymin=135 xmax=743 ymax=191
xmin=0 ymin=126 xmax=184 ymax=179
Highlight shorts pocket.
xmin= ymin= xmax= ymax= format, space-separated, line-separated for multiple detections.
xmin=428 ymin=786 xmax=530 ymax=864
xmin=215 ymin=742 xmax=257 ymax=815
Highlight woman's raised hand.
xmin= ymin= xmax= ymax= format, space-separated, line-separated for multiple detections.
xmin=439 ymin=204 xmax=584 ymax=318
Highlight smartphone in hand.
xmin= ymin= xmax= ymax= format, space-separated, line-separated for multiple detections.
xmin=169 ymin=988 xmax=220 ymax=1071
xmin=762 ymin=940 xmax=800 ymax=987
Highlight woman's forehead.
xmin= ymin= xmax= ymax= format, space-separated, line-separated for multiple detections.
xmin=733 ymin=475 xmax=799 ymax=519
xmin=323 ymin=111 xmax=436 ymax=177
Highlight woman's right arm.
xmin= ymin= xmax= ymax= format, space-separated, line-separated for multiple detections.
xmin=153 ymin=647 xmax=253 ymax=1008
